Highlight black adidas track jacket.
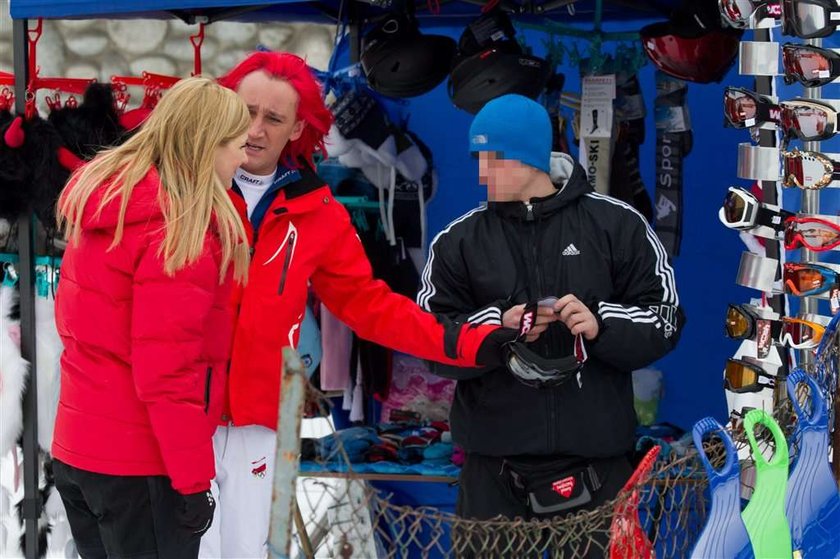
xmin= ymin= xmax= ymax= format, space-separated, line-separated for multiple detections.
xmin=417 ymin=153 xmax=684 ymax=458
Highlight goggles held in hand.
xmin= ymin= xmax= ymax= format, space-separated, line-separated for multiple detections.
xmin=783 ymin=261 xmax=840 ymax=296
xmin=782 ymin=42 xmax=840 ymax=86
xmin=506 ymin=336 xmax=587 ymax=389
xmin=781 ymin=148 xmax=840 ymax=189
xmin=506 ymin=302 xmax=588 ymax=389
xmin=784 ymin=215 xmax=840 ymax=251
xmin=725 ymin=358 xmax=776 ymax=393
xmin=781 ymin=0 xmax=840 ymax=38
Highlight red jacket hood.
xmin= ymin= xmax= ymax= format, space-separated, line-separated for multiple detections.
xmin=71 ymin=167 xmax=164 ymax=232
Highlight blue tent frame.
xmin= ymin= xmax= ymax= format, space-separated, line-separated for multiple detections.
xmin=6 ymin=1 xmax=683 ymax=557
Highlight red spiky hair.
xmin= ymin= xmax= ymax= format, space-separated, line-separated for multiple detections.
xmin=219 ymin=52 xmax=333 ymax=168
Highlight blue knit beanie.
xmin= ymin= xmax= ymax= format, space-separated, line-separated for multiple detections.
xmin=468 ymin=94 xmax=552 ymax=173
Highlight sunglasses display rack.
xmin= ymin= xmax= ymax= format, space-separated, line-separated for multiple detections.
xmin=721 ymin=0 xmax=840 ymax=481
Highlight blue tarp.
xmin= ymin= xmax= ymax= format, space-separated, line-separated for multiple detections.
xmin=9 ymin=0 xmax=676 ymax=22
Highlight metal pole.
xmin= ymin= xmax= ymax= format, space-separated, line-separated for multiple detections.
xmin=800 ymin=37 xmax=821 ymax=365
xmin=752 ymin=28 xmax=790 ymax=403
xmin=268 ymin=349 xmax=307 ymax=559
xmin=12 ymin=17 xmax=41 ymax=559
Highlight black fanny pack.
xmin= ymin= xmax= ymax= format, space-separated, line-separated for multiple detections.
xmin=503 ymin=457 xmax=603 ymax=515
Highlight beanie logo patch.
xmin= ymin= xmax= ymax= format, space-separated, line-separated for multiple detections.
xmin=472 ymin=134 xmax=488 ymax=145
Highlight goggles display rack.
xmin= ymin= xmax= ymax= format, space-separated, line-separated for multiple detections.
xmin=725 ymin=0 xmax=840 ymax=479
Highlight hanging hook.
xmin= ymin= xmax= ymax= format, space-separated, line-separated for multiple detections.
xmin=26 ymin=18 xmax=42 ymax=89
xmin=190 ymin=23 xmax=206 ymax=76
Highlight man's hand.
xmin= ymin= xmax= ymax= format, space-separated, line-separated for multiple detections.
xmin=553 ymin=295 xmax=599 ymax=341
xmin=502 ymin=304 xmax=558 ymax=343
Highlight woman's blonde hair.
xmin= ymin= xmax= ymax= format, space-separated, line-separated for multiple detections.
xmin=58 ymin=76 xmax=250 ymax=283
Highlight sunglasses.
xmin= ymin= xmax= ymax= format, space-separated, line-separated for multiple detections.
xmin=784 ymin=215 xmax=840 ymax=251
xmin=720 ymin=0 xmax=782 ymax=27
xmin=724 ymin=87 xmax=779 ymax=129
xmin=781 ymin=0 xmax=840 ymax=38
xmin=725 ymin=358 xmax=776 ymax=393
xmin=719 ymin=187 xmax=793 ymax=231
xmin=779 ymin=99 xmax=840 ymax=144
xmin=783 ymin=262 xmax=840 ymax=296
xmin=782 ymin=43 xmax=840 ymax=87
xmin=781 ymin=148 xmax=840 ymax=189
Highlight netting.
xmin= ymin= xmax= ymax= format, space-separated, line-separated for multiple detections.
xmin=280 ymin=321 xmax=839 ymax=559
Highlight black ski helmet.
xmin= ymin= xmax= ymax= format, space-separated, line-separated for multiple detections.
xmin=449 ymin=49 xmax=552 ymax=114
xmin=448 ymin=10 xmax=553 ymax=114
xmin=361 ymin=12 xmax=456 ymax=98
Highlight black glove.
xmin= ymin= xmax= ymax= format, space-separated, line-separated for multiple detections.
xmin=474 ymin=326 xmax=519 ymax=367
xmin=179 ymin=490 xmax=215 ymax=539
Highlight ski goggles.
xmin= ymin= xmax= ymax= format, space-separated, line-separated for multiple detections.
xmin=782 ymin=43 xmax=840 ymax=86
xmin=506 ymin=337 xmax=587 ymax=389
xmin=784 ymin=215 xmax=840 ymax=251
xmin=724 ymin=87 xmax=779 ymax=128
xmin=725 ymin=304 xmax=773 ymax=340
xmin=779 ymin=99 xmax=840 ymax=143
xmin=781 ymin=149 xmax=840 ymax=189
xmin=725 ymin=358 xmax=776 ymax=393
xmin=720 ymin=0 xmax=782 ymax=27
xmin=783 ymin=262 xmax=840 ymax=296
xmin=719 ymin=187 xmax=793 ymax=231
xmin=781 ymin=0 xmax=840 ymax=38
xmin=779 ymin=317 xmax=825 ymax=348
xmin=725 ymin=304 xmax=825 ymax=348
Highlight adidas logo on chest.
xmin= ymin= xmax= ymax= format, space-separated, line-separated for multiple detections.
xmin=562 ymin=243 xmax=580 ymax=256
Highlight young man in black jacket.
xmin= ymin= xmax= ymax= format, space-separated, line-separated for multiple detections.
xmin=417 ymin=94 xmax=684 ymax=550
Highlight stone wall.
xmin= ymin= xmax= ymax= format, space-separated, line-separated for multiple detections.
xmin=0 ymin=3 xmax=335 ymax=83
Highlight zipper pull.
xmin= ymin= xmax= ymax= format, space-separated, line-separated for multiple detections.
xmin=525 ymin=203 xmax=534 ymax=222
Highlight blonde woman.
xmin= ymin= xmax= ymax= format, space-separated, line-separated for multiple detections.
xmin=51 ymin=77 xmax=250 ymax=559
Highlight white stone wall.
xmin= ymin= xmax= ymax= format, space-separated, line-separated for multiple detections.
xmin=0 ymin=2 xmax=335 ymax=83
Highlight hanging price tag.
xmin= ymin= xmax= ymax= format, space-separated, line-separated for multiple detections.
xmin=756 ymin=319 xmax=772 ymax=359
xmin=830 ymin=286 xmax=840 ymax=315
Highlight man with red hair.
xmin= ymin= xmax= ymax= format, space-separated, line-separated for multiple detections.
xmin=199 ymin=52 xmax=514 ymax=558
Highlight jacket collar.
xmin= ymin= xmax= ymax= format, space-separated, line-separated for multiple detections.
xmin=488 ymin=153 xmax=591 ymax=221
xmin=283 ymin=160 xmax=326 ymax=200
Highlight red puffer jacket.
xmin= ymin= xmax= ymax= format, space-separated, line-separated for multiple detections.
xmin=52 ymin=168 xmax=234 ymax=495
xmin=225 ymin=164 xmax=501 ymax=431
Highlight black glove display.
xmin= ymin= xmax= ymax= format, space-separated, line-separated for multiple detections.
xmin=179 ymin=490 xmax=215 ymax=539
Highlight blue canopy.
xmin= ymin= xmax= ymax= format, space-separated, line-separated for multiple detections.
xmin=9 ymin=0 xmax=675 ymax=23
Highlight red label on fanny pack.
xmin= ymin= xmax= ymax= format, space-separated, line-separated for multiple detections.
xmin=767 ymin=3 xmax=781 ymax=17
xmin=552 ymin=476 xmax=576 ymax=498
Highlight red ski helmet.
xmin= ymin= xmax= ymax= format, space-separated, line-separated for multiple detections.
xmin=640 ymin=0 xmax=743 ymax=84
xmin=641 ymin=23 xmax=742 ymax=83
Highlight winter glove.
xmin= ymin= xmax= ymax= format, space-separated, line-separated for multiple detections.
xmin=474 ymin=326 xmax=520 ymax=367
xmin=179 ymin=490 xmax=215 ymax=539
